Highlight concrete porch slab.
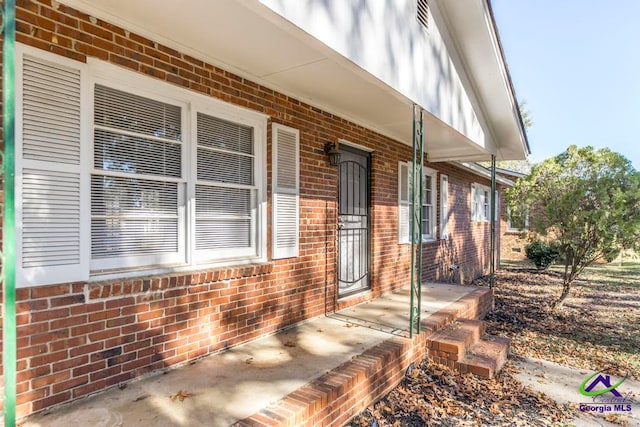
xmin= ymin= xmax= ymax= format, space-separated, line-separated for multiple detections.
xmin=21 ymin=283 xmax=480 ymax=427
xmin=330 ymin=283 xmax=474 ymax=336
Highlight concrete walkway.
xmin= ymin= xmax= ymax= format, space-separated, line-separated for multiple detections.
xmin=22 ymin=284 xmax=474 ymax=427
xmin=514 ymin=356 xmax=640 ymax=427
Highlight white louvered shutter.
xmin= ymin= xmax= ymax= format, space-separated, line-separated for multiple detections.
xmin=440 ymin=174 xmax=449 ymax=239
xmin=272 ymin=124 xmax=299 ymax=259
xmin=398 ymin=162 xmax=410 ymax=244
xmin=16 ymin=51 xmax=88 ymax=286
xmin=470 ymin=183 xmax=477 ymax=221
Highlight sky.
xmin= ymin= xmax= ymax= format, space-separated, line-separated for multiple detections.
xmin=491 ymin=0 xmax=640 ymax=170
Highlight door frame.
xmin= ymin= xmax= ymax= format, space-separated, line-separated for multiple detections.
xmin=336 ymin=142 xmax=372 ymax=299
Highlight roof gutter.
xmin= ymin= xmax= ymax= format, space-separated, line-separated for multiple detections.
xmin=485 ymin=0 xmax=531 ymax=156
xmin=454 ymin=161 xmax=515 ymax=186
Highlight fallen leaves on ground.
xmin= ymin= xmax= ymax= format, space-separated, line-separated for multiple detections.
xmin=348 ymin=263 xmax=639 ymax=426
xmin=169 ymin=390 xmax=193 ymax=402
xmin=605 ymin=414 xmax=629 ymax=426
xmin=481 ymin=265 xmax=640 ymax=379
xmin=348 ymin=360 xmax=570 ymax=426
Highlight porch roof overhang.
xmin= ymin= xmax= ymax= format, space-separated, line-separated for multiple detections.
xmin=455 ymin=162 xmax=515 ymax=187
xmin=59 ymin=0 xmax=528 ymax=162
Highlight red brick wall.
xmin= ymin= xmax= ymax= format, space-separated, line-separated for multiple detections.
xmin=0 ymin=0 xmax=500 ymax=418
xmin=500 ymin=231 xmax=528 ymax=261
xmin=498 ymin=188 xmax=528 ymax=261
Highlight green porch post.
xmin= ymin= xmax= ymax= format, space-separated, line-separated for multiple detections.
xmin=409 ymin=105 xmax=424 ymax=337
xmin=2 ymin=1 xmax=18 ymax=425
xmin=490 ymin=155 xmax=496 ymax=288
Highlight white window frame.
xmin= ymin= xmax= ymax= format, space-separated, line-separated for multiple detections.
xmin=471 ymin=182 xmax=491 ymax=222
xmin=88 ymin=60 xmax=267 ymax=273
xmin=422 ymin=168 xmax=437 ymax=241
xmin=15 ymin=45 xmax=268 ymax=286
xmin=507 ymin=206 xmax=529 ymax=232
xmin=189 ymin=103 xmax=266 ymax=264
xmin=398 ymin=162 xmax=411 ymax=244
xmin=440 ymin=174 xmax=449 ymax=239
xmin=399 ymin=162 xmax=438 ymax=243
xmin=88 ymin=78 xmax=189 ymax=271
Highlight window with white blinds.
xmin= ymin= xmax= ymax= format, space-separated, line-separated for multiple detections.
xmin=195 ymin=113 xmax=257 ymax=258
xmin=16 ymin=44 xmax=267 ymax=284
xmin=422 ymin=168 xmax=437 ymax=240
xmin=471 ymin=183 xmax=491 ymax=222
xmin=399 ymin=163 xmax=438 ymax=243
xmin=91 ymin=85 xmax=184 ymax=267
xmin=398 ymin=162 xmax=410 ymax=244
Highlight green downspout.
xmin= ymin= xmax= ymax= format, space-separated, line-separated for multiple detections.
xmin=2 ymin=1 xmax=17 ymax=425
xmin=489 ymin=155 xmax=496 ymax=288
xmin=409 ymin=105 xmax=424 ymax=337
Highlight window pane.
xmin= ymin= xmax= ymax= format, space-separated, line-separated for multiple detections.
xmin=92 ymin=85 xmax=183 ymax=264
xmin=197 ymin=113 xmax=253 ymax=155
xmin=195 ymin=185 xmax=253 ymax=250
xmin=422 ymin=207 xmax=431 ymax=235
xmin=91 ymin=176 xmax=178 ymax=258
xmin=195 ymin=185 xmax=251 ymax=218
xmin=94 ymin=129 xmax=181 ymax=178
xmin=94 ymin=85 xmax=181 ymax=140
xmin=197 ymin=147 xmax=254 ymax=185
xmin=195 ymin=219 xmax=252 ymax=250
xmin=91 ymin=176 xmax=178 ymax=217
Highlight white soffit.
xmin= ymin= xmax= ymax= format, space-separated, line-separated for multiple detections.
xmin=434 ymin=0 xmax=529 ymax=160
xmin=59 ymin=0 xmax=494 ymax=161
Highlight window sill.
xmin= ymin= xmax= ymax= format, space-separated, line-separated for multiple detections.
xmin=89 ymin=256 xmax=269 ymax=283
xmin=398 ymin=239 xmax=436 ymax=245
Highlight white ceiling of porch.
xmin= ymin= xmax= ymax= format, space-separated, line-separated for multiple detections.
xmin=60 ymin=0 xmax=496 ymax=161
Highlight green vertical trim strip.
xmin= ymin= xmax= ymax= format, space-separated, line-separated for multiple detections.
xmin=3 ymin=0 xmax=17 ymax=425
xmin=416 ymin=109 xmax=424 ymax=330
xmin=409 ymin=105 xmax=424 ymax=338
xmin=409 ymin=106 xmax=417 ymax=337
xmin=490 ymin=155 xmax=496 ymax=288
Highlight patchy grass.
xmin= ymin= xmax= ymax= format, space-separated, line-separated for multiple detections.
xmin=486 ymin=261 xmax=640 ymax=379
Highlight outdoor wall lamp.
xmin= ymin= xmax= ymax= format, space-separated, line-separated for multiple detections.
xmin=324 ymin=141 xmax=341 ymax=166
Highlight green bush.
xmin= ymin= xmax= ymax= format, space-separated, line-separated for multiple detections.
xmin=525 ymin=240 xmax=559 ymax=270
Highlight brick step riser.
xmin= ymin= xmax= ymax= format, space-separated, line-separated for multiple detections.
xmin=426 ymin=320 xmax=485 ymax=362
xmin=456 ymin=337 xmax=511 ymax=379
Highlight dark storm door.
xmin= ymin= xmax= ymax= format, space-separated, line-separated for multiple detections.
xmin=338 ymin=146 xmax=370 ymax=297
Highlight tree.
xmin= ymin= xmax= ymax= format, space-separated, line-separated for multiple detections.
xmin=519 ymin=101 xmax=533 ymax=130
xmin=492 ymin=159 xmax=533 ymax=174
xmin=505 ymin=145 xmax=640 ymax=309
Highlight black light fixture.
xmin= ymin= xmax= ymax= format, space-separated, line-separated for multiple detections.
xmin=324 ymin=141 xmax=341 ymax=166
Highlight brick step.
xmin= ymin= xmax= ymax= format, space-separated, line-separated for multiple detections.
xmin=457 ymin=335 xmax=511 ymax=379
xmin=426 ymin=319 xmax=485 ymax=362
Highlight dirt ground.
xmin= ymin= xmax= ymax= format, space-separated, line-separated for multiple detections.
xmin=347 ymin=263 xmax=640 ymax=426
